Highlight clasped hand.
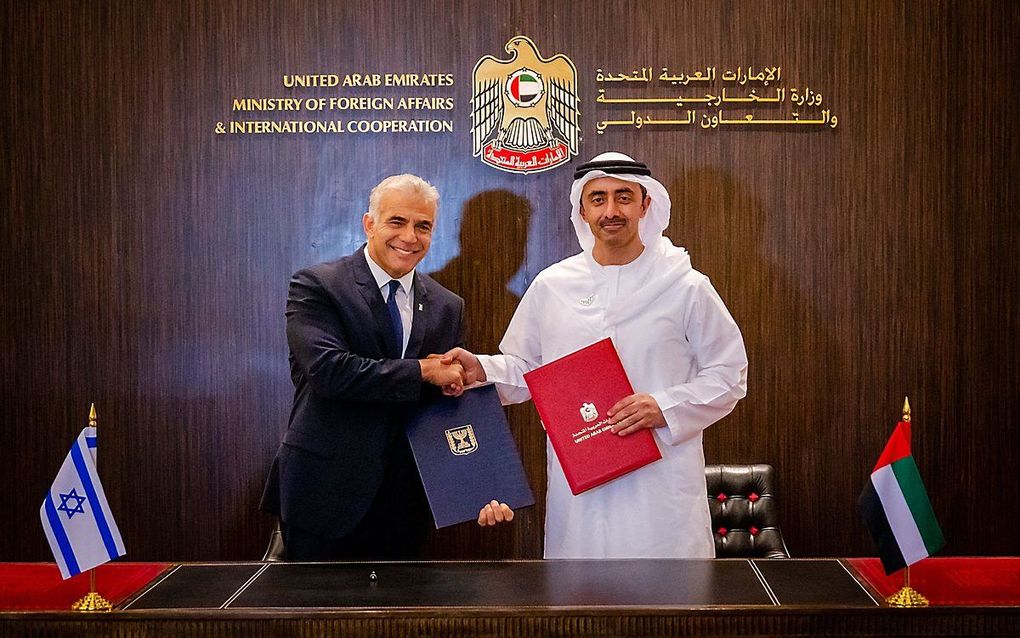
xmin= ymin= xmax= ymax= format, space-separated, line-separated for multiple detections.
xmin=419 ymin=357 xmax=466 ymax=394
xmin=420 ymin=348 xmax=487 ymax=397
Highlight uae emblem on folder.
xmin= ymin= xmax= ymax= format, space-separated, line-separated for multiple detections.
xmin=471 ymin=36 xmax=579 ymax=174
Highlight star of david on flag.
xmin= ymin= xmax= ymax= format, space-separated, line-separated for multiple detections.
xmin=57 ymin=489 xmax=87 ymax=518
xmin=39 ymin=427 xmax=126 ymax=579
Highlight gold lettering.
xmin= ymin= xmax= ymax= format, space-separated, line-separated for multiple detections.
xmin=283 ymin=74 xmax=340 ymax=88
xmin=328 ymin=97 xmax=395 ymax=110
xmin=231 ymin=98 xmax=304 ymax=111
xmin=397 ymin=96 xmax=455 ymax=110
xmin=342 ymin=73 xmax=382 ymax=87
xmin=384 ymin=73 xmax=455 ymax=87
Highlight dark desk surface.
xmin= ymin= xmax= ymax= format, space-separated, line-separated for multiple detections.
xmin=121 ymin=558 xmax=877 ymax=610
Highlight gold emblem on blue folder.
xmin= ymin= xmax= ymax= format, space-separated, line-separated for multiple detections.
xmin=445 ymin=425 xmax=478 ymax=456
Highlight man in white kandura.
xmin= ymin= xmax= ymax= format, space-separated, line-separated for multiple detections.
xmin=452 ymin=152 xmax=748 ymax=557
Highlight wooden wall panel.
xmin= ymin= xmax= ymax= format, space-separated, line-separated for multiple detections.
xmin=1 ymin=1 xmax=1016 ymax=561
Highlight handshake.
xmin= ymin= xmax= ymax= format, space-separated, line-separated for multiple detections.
xmin=418 ymin=348 xmax=486 ymax=397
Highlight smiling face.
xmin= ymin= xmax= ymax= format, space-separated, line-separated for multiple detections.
xmin=363 ymin=188 xmax=436 ymax=278
xmin=579 ymin=176 xmax=650 ymax=263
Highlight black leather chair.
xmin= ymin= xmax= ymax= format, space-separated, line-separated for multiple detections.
xmin=262 ymin=520 xmax=285 ymax=561
xmin=705 ymin=463 xmax=790 ymax=558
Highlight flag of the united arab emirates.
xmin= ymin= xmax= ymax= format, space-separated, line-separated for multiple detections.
xmin=509 ymin=72 xmax=541 ymax=103
xmin=858 ymin=419 xmax=945 ymax=575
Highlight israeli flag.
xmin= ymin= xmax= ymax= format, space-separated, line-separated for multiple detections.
xmin=39 ymin=427 xmax=126 ymax=579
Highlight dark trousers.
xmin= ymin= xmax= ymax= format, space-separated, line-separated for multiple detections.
xmin=282 ymin=442 xmax=430 ymax=561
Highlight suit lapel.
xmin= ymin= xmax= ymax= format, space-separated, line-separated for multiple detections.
xmin=404 ymin=273 xmax=429 ymax=359
xmin=352 ymin=248 xmax=402 ymax=358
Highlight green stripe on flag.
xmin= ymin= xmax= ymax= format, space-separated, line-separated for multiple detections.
xmin=890 ymin=456 xmax=945 ymax=555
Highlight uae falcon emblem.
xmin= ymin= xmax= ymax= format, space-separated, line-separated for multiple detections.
xmin=471 ymin=36 xmax=579 ymax=174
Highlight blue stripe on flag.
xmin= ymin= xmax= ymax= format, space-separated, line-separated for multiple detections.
xmin=86 ymin=436 xmax=97 ymax=448
xmin=69 ymin=441 xmax=119 ymax=560
xmin=44 ymin=493 xmax=81 ymax=577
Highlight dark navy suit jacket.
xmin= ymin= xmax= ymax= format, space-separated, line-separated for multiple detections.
xmin=260 ymin=247 xmax=464 ymax=539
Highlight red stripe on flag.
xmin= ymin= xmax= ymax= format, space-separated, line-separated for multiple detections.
xmin=873 ymin=420 xmax=912 ymax=471
xmin=510 ymin=76 xmax=520 ymax=100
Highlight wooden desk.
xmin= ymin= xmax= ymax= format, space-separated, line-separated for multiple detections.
xmin=2 ymin=558 xmax=1018 ymax=637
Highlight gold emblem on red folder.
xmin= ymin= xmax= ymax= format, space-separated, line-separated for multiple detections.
xmin=580 ymin=402 xmax=598 ymax=423
xmin=445 ymin=425 xmax=478 ymax=455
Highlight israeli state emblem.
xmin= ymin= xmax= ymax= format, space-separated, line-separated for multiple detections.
xmin=445 ymin=424 xmax=478 ymax=456
xmin=471 ymin=35 xmax=579 ymax=174
xmin=580 ymin=402 xmax=598 ymax=423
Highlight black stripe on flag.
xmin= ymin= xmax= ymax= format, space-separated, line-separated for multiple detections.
xmin=858 ymin=479 xmax=907 ymax=575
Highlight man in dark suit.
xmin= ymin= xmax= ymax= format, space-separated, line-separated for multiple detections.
xmin=261 ymin=174 xmax=510 ymax=561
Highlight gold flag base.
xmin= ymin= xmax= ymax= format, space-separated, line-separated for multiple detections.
xmin=72 ymin=591 xmax=113 ymax=613
xmin=885 ymin=585 xmax=930 ymax=608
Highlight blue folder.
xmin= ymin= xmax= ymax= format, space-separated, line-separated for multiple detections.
xmin=405 ymin=384 xmax=535 ymax=528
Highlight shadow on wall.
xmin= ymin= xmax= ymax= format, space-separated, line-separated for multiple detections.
xmin=430 ymin=190 xmax=532 ymax=354
xmin=427 ymin=190 xmax=547 ymax=559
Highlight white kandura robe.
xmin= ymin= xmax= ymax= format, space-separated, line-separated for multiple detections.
xmin=478 ymin=238 xmax=748 ymax=558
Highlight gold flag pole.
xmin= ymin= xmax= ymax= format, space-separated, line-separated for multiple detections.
xmin=72 ymin=403 xmax=113 ymax=613
xmin=884 ymin=397 xmax=930 ymax=608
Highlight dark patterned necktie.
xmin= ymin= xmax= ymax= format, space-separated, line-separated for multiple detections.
xmin=386 ymin=280 xmax=403 ymax=356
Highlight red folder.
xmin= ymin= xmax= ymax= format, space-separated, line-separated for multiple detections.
xmin=523 ymin=338 xmax=662 ymax=495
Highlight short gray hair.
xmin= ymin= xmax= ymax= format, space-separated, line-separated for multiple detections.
xmin=367 ymin=174 xmax=440 ymax=221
